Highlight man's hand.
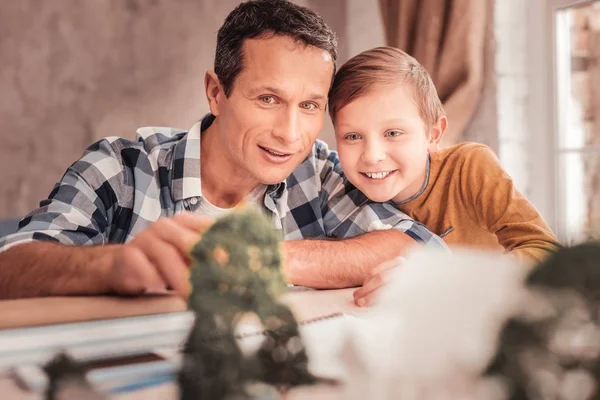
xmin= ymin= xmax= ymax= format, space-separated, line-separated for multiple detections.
xmin=107 ymin=213 xmax=212 ymax=298
xmin=0 ymin=213 xmax=213 ymax=299
xmin=353 ymin=257 xmax=403 ymax=307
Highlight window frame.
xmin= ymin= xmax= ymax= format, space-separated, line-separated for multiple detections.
xmin=527 ymin=0 xmax=599 ymax=242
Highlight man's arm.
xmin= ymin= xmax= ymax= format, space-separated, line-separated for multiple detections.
xmin=284 ymin=229 xmax=415 ymax=288
xmin=0 ymin=136 xmax=212 ymax=299
xmin=0 ymin=242 xmax=115 ymax=298
xmin=0 ymin=214 xmax=209 ymax=299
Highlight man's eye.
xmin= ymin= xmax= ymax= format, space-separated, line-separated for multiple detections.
xmin=385 ymin=130 xmax=403 ymax=137
xmin=260 ymin=96 xmax=275 ymax=104
xmin=344 ymin=133 xmax=361 ymax=141
xmin=300 ymin=102 xmax=318 ymax=111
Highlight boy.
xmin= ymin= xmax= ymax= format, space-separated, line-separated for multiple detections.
xmin=328 ymin=47 xmax=561 ymax=305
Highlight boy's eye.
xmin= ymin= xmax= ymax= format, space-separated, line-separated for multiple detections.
xmin=300 ymin=102 xmax=318 ymax=111
xmin=385 ymin=130 xmax=403 ymax=137
xmin=344 ymin=133 xmax=361 ymax=141
xmin=259 ymin=95 xmax=276 ymax=104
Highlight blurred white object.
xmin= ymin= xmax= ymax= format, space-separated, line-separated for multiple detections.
xmin=338 ymin=248 xmax=528 ymax=400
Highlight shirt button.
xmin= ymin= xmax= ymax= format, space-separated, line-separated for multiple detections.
xmin=189 ymin=197 xmax=198 ymax=205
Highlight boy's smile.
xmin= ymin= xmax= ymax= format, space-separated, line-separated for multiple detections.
xmin=361 ymin=170 xmax=397 ymax=180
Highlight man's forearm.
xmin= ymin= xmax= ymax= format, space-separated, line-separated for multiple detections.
xmin=284 ymin=230 xmax=416 ymax=289
xmin=0 ymin=242 xmax=115 ymax=299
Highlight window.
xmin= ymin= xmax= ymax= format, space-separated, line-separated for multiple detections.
xmin=528 ymin=0 xmax=600 ymax=244
xmin=554 ymin=1 xmax=600 ymax=243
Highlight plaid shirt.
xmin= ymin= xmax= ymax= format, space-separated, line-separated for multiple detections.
xmin=0 ymin=115 xmax=445 ymax=251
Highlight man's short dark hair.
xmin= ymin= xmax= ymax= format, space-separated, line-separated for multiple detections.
xmin=215 ymin=0 xmax=338 ymax=96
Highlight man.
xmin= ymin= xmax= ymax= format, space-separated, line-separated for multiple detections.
xmin=0 ymin=0 xmax=444 ymax=299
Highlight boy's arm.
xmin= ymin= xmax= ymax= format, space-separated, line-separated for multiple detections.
xmin=462 ymin=145 xmax=561 ymax=265
xmin=284 ymin=141 xmax=446 ymax=288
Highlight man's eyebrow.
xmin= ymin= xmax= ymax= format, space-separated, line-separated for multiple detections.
xmin=247 ymin=86 xmax=283 ymax=96
xmin=308 ymin=93 xmax=327 ymax=101
xmin=247 ymin=86 xmax=327 ymax=101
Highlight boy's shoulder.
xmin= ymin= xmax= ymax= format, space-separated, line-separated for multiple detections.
xmin=437 ymin=142 xmax=500 ymax=168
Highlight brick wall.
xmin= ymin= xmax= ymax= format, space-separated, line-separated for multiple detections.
xmin=571 ymin=5 xmax=600 ymax=239
xmin=494 ymin=0 xmax=530 ymax=197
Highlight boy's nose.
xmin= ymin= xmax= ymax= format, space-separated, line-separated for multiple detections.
xmin=362 ymin=144 xmax=386 ymax=164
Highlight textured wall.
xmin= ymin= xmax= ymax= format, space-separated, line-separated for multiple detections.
xmin=0 ymin=0 xmax=223 ymax=218
xmin=0 ymin=0 xmax=346 ymax=219
xmin=0 ymin=0 xmax=497 ymax=220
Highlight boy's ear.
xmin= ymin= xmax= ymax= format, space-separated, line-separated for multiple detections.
xmin=205 ymin=70 xmax=224 ymax=117
xmin=428 ymin=116 xmax=448 ymax=152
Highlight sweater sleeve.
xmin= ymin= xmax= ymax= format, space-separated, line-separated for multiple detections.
xmin=460 ymin=145 xmax=561 ymax=265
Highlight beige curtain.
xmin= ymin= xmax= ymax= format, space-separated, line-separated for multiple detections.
xmin=379 ymin=0 xmax=487 ymax=145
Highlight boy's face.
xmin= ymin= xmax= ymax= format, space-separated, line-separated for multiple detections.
xmin=207 ymin=35 xmax=333 ymax=186
xmin=335 ymin=84 xmax=436 ymax=203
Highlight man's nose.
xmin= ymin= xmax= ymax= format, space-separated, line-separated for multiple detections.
xmin=273 ymin=108 xmax=301 ymax=144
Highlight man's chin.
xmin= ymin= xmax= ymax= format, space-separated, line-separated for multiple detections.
xmin=257 ymin=172 xmax=293 ymax=186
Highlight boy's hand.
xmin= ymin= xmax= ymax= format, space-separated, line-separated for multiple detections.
xmin=353 ymin=257 xmax=404 ymax=307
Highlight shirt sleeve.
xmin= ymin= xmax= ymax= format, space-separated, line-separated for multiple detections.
xmin=0 ymin=138 xmax=127 ymax=252
xmin=461 ymin=145 xmax=561 ymax=264
xmin=313 ymin=141 xmax=447 ymax=248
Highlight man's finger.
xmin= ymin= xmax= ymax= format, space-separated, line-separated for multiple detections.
xmin=172 ymin=213 xmax=214 ymax=233
xmin=150 ymin=218 xmax=207 ymax=258
xmin=137 ymin=237 xmax=192 ymax=298
xmin=116 ymin=246 xmax=167 ymax=295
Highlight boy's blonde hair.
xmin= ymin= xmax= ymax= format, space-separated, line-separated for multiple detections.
xmin=328 ymin=46 xmax=446 ymax=132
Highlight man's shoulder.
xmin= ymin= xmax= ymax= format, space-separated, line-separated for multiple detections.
xmin=287 ymin=139 xmax=343 ymax=185
xmin=134 ymin=126 xmax=188 ymax=154
xmin=90 ymin=127 xmax=186 ymax=156
xmin=299 ymin=139 xmax=341 ymax=170
xmin=302 ymin=139 xmax=335 ymax=160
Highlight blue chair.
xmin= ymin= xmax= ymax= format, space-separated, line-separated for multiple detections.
xmin=0 ymin=219 xmax=19 ymax=239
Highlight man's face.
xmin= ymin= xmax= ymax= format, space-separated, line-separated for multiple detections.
xmin=335 ymin=84 xmax=432 ymax=203
xmin=212 ymin=35 xmax=334 ymax=185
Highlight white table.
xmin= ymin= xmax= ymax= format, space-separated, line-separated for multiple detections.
xmin=0 ymin=288 xmax=359 ymax=399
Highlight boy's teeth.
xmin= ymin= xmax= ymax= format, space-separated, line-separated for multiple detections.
xmin=268 ymin=149 xmax=285 ymax=156
xmin=365 ymin=171 xmax=391 ymax=180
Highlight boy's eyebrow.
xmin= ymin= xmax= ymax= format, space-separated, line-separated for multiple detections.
xmin=335 ymin=124 xmax=359 ymax=132
xmin=335 ymin=118 xmax=414 ymax=133
xmin=380 ymin=117 xmax=412 ymax=125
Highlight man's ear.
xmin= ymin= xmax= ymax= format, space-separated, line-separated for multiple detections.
xmin=205 ymin=70 xmax=223 ymax=117
xmin=428 ymin=116 xmax=448 ymax=152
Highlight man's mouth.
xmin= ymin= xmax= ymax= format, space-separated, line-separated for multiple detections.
xmin=258 ymin=145 xmax=294 ymax=162
xmin=361 ymin=170 xmax=396 ymax=180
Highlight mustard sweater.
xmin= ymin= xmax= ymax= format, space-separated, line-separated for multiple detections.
xmin=396 ymin=143 xmax=560 ymax=264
